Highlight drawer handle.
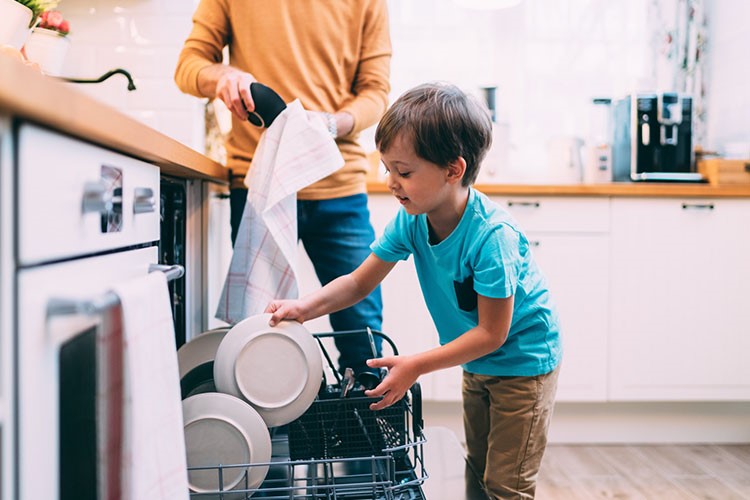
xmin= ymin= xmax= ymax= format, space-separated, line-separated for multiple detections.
xmin=134 ymin=187 xmax=156 ymax=214
xmin=681 ymin=203 xmax=714 ymax=210
xmin=507 ymin=201 xmax=540 ymax=208
xmin=81 ymin=181 xmax=110 ymax=214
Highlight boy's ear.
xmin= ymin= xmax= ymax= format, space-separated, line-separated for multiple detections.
xmin=446 ymin=157 xmax=467 ymax=184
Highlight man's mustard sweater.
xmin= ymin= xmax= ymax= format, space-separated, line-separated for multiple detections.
xmin=175 ymin=0 xmax=392 ymax=196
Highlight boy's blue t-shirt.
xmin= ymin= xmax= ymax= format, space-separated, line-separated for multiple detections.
xmin=371 ymin=188 xmax=561 ymax=377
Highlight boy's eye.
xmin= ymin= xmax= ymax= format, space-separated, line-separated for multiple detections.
xmin=399 ymin=172 xmax=411 ymax=178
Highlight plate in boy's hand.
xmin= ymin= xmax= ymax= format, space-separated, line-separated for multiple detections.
xmin=213 ymin=313 xmax=323 ymax=427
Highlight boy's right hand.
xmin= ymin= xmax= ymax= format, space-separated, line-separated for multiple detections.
xmin=265 ymin=300 xmax=307 ymax=326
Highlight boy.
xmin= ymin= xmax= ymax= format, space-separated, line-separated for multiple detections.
xmin=266 ymin=82 xmax=561 ymax=499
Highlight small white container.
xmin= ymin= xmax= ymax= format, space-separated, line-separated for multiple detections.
xmin=583 ymin=144 xmax=613 ymax=183
xmin=23 ymin=27 xmax=70 ymax=76
xmin=0 ymin=0 xmax=32 ymax=49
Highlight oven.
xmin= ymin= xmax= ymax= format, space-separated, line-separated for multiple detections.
xmin=13 ymin=123 xmax=183 ymax=499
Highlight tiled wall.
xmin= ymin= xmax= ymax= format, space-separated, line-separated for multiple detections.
xmin=59 ymin=0 xmax=204 ymax=152
xmin=386 ymin=0 xmax=652 ymax=182
xmin=705 ymin=1 xmax=750 ymax=154
xmin=55 ymin=0 xmax=748 ymax=173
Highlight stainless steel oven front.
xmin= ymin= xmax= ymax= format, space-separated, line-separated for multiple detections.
xmin=13 ymin=124 xmax=179 ymax=500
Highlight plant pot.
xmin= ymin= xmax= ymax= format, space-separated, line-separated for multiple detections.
xmin=23 ymin=27 xmax=70 ymax=76
xmin=0 ymin=0 xmax=33 ymax=49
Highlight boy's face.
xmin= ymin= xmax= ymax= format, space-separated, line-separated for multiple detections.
xmin=380 ymin=133 xmax=459 ymax=216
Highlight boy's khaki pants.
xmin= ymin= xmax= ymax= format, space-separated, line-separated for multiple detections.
xmin=462 ymin=366 xmax=559 ymax=499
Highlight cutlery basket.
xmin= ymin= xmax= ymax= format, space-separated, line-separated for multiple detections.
xmin=288 ymin=330 xmax=423 ymax=461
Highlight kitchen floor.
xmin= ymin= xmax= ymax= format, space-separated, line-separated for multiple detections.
xmin=536 ymin=444 xmax=750 ymax=499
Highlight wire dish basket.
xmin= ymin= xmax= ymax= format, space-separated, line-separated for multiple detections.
xmin=188 ymin=329 xmax=428 ymax=500
xmin=288 ymin=391 xmax=410 ymax=461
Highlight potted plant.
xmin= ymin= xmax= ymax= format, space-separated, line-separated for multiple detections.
xmin=16 ymin=0 xmax=60 ymax=20
xmin=0 ymin=0 xmax=58 ymax=48
xmin=23 ymin=9 xmax=70 ymax=75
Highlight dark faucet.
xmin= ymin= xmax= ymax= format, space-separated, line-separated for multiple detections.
xmin=58 ymin=68 xmax=136 ymax=91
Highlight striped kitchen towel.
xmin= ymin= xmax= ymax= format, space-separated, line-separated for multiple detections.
xmin=112 ymin=271 xmax=189 ymax=500
xmin=216 ymin=100 xmax=343 ymax=324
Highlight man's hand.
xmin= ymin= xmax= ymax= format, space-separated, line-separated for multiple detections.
xmin=265 ymin=299 xmax=308 ymax=326
xmin=364 ymin=355 xmax=421 ymax=411
xmin=215 ymin=68 xmax=256 ymax=120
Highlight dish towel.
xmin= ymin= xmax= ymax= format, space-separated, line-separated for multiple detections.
xmin=111 ymin=271 xmax=189 ymax=500
xmin=215 ymin=100 xmax=344 ymax=324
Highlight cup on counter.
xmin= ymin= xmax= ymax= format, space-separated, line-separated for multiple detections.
xmin=546 ymin=136 xmax=584 ymax=184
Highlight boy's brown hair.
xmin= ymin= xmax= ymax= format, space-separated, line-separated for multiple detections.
xmin=375 ymin=82 xmax=493 ymax=187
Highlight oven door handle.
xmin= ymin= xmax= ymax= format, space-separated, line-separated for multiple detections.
xmin=46 ymin=264 xmax=184 ymax=317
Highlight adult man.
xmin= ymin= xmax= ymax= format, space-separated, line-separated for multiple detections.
xmin=174 ymin=0 xmax=392 ymax=374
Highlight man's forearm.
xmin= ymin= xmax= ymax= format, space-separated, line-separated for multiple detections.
xmin=196 ymin=63 xmax=235 ymax=98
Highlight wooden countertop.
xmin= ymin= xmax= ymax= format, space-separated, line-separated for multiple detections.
xmin=364 ymin=152 xmax=750 ymax=198
xmin=0 ymin=57 xmax=227 ymax=183
xmin=367 ymin=181 xmax=750 ymax=198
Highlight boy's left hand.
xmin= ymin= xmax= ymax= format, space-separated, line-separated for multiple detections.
xmin=364 ymin=355 xmax=420 ymax=411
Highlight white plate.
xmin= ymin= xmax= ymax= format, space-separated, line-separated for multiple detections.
xmin=177 ymin=328 xmax=230 ymax=379
xmin=183 ymin=392 xmax=271 ymax=496
xmin=213 ymin=313 xmax=323 ymax=427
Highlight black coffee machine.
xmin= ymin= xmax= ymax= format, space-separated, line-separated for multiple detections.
xmin=612 ymin=93 xmax=703 ymax=182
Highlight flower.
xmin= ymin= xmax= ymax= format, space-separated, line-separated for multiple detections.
xmin=14 ymin=0 xmax=60 ymax=22
xmin=38 ymin=10 xmax=70 ymax=36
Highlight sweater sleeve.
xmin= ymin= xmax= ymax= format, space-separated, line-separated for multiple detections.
xmin=338 ymin=0 xmax=392 ymax=136
xmin=174 ymin=0 xmax=231 ymax=98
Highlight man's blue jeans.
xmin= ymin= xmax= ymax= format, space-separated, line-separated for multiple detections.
xmin=230 ymin=190 xmax=383 ymax=375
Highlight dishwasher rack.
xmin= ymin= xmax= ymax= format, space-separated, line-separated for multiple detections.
xmin=188 ymin=330 xmax=428 ymax=499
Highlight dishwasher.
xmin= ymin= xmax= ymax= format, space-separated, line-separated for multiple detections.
xmin=188 ymin=330 xmax=428 ymax=499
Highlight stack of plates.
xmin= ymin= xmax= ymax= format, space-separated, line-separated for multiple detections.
xmin=183 ymin=392 xmax=271 ymax=498
xmin=177 ymin=314 xmax=323 ymax=497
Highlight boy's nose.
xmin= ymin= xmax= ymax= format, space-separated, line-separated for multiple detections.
xmin=385 ymin=172 xmax=398 ymax=190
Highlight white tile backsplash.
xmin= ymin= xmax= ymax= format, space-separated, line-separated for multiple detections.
xmin=51 ymin=0 xmax=748 ymax=171
xmin=59 ymin=0 xmax=204 ymax=152
xmin=705 ymin=1 xmax=750 ymax=152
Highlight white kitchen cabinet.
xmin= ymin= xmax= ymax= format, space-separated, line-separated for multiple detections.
xmin=525 ymin=233 xmax=609 ymax=401
xmin=609 ymin=198 xmax=750 ymax=401
xmin=493 ymin=196 xmax=610 ymax=402
xmin=0 ymin=116 xmax=12 ymax=500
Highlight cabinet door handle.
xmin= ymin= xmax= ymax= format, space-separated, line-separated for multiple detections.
xmin=213 ymin=192 xmax=231 ymax=200
xmin=82 ymin=181 xmax=110 ymax=214
xmin=529 ymin=240 xmax=541 ymax=247
xmin=507 ymin=201 xmax=540 ymax=208
xmin=134 ymin=187 xmax=156 ymax=214
xmin=681 ymin=202 xmax=714 ymax=210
